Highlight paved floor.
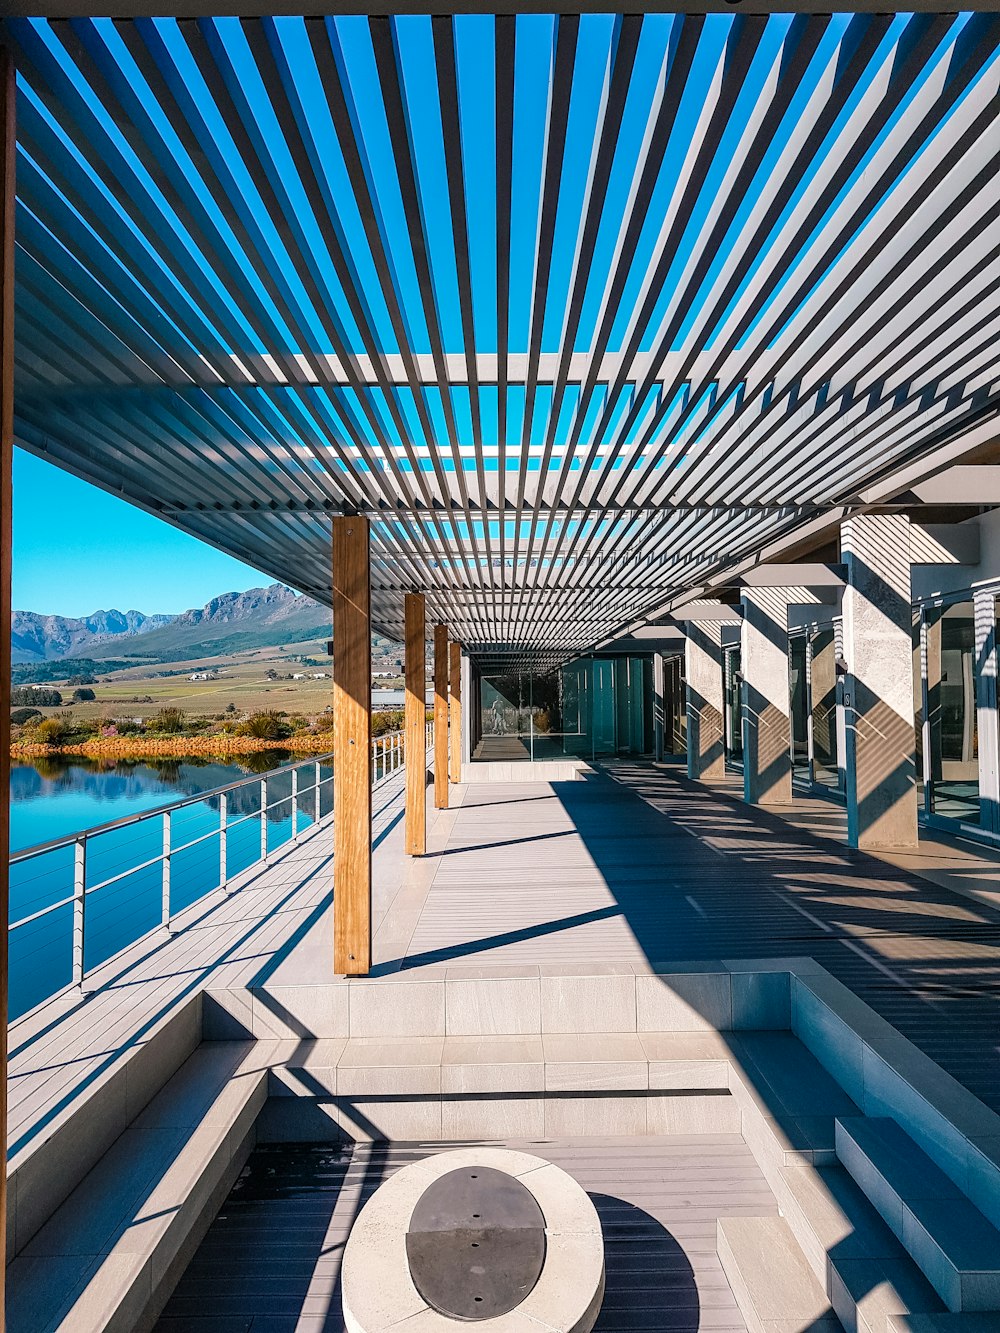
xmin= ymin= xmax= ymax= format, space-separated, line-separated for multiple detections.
xmin=394 ymin=761 xmax=1000 ymax=1111
xmin=12 ymin=757 xmax=1000 ymax=1160
xmin=155 ymin=1135 xmax=773 ymax=1332
xmin=7 ymin=773 xmax=410 ymax=1161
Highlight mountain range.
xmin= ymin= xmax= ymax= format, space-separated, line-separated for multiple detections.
xmin=11 ymin=584 xmax=332 ymax=664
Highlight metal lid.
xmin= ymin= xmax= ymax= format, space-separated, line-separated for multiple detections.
xmin=406 ymin=1166 xmax=546 ymax=1320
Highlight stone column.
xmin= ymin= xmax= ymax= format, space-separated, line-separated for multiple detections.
xmin=685 ymin=623 xmax=725 ymax=781
xmin=740 ymin=589 xmax=792 ymax=805
xmin=841 ymin=514 xmax=918 ymax=849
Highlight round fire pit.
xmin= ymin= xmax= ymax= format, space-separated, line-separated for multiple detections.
xmin=342 ymin=1148 xmax=605 ymax=1333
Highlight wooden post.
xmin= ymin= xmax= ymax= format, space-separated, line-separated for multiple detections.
xmin=0 ymin=48 xmax=13 ymax=1333
xmin=449 ymin=641 xmax=462 ymax=783
xmin=434 ymin=624 xmax=449 ymax=809
xmin=405 ymin=593 xmax=426 ymax=855
xmin=332 ymin=516 xmax=372 ymax=975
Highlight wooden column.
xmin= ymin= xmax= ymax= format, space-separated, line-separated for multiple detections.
xmin=1 ymin=49 xmax=14 ymax=1329
xmin=449 ymin=641 xmax=462 ymax=782
xmin=405 ymin=593 xmax=426 ymax=855
xmin=332 ymin=516 xmax=372 ymax=975
xmin=434 ymin=624 xmax=449 ymax=809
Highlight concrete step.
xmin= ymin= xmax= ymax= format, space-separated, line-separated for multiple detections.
xmin=742 ymin=1132 xmax=945 ymax=1333
xmin=889 ymin=1315 xmax=1000 ymax=1333
xmin=259 ymin=1031 xmax=741 ymax=1142
xmin=6 ymin=1041 xmax=269 ymax=1333
xmin=718 ymin=1214 xmax=842 ymax=1333
xmin=729 ymin=1030 xmax=861 ymax=1166
xmin=836 ymin=1117 xmax=1000 ymax=1313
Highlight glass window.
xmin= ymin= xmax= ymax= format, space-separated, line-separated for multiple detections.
xmin=927 ymin=600 xmax=980 ymax=824
xmin=724 ymin=647 xmax=743 ymax=764
xmin=810 ymin=628 xmax=839 ymax=790
xmin=789 ymin=636 xmax=809 ymax=781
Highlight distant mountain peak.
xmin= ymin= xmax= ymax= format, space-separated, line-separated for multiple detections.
xmin=8 ymin=583 xmax=337 ymax=666
xmin=10 ymin=582 xmax=313 ymax=664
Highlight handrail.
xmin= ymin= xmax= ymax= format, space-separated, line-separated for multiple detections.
xmin=10 ymin=751 xmax=339 ymax=862
xmin=8 ymin=720 xmax=432 ymax=1015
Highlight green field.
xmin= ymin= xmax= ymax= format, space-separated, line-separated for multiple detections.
xmin=23 ymin=638 xmax=405 ymax=724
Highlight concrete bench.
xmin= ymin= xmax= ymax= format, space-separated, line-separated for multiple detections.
xmin=837 ymin=1118 xmax=1000 ymax=1313
xmin=728 ymin=1030 xmax=862 ymax=1166
xmin=6 ymin=1041 xmax=269 ymax=1333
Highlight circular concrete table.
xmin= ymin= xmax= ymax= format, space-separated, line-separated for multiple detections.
xmin=342 ymin=1148 xmax=605 ymax=1333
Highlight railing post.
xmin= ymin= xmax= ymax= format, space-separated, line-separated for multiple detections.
xmin=260 ymin=776 xmax=268 ymax=861
xmin=161 ymin=810 xmax=171 ymax=932
xmin=219 ymin=791 xmax=228 ymax=891
xmin=291 ymin=765 xmax=299 ymax=839
xmin=315 ymin=761 xmax=322 ymax=823
xmin=73 ymin=836 xmax=86 ymax=989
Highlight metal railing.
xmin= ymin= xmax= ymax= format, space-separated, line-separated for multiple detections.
xmin=9 ymin=721 xmax=432 ymax=1020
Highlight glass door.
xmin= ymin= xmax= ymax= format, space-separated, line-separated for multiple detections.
xmin=810 ymin=628 xmax=839 ymax=790
xmin=926 ymin=600 xmax=980 ymax=824
xmin=724 ymin=647 xmax=743 ymax=766
xmin=789 ymin=635 xmax=809 ymax=784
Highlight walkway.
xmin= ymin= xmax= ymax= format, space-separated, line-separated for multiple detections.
xmin=11 ymin=758 xmax=1000 ymax=1162
xmin=390 ymin=762 xmax=1000 ymax=1113
xmin=6 ymin=774 xmax=409 ymax=1163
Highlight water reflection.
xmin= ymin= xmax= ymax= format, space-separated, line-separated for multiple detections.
xmin=9 ymin=750 xmax=334 ymax=1022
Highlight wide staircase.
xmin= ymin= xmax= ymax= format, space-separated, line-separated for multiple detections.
xmin=7 ymin=961 xmax=1000 ymax=1333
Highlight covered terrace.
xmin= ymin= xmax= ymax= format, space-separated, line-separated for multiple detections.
xmin=4 ymin=3 xmax=1000 ymax=1331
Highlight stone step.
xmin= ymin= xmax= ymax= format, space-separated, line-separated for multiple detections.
xmin=729 ymin=1030 xmax=861 ymax=1166
xmin=836 ymin=1118 xmax=1000 ymax=1313
xmin=5 ymin=1040 xmax=269 ymax=1333
xmin=259 ymin=1032 xmax=740 ymax=1142
xmin=718 ymin=1214 xmax=842 ymax=1333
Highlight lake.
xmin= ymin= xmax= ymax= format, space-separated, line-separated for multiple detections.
xmin=9 ymin=752 xmax=334 ymax=1021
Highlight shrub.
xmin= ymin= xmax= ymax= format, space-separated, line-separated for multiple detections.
xmin=72 ymin=687 xmax=96 ymax=702
xmin=11 ymin=686 xmax=62 ymax=708
xmin=372 ymin=709 xmax=405 ymax=737
xmin=11 ymin=707 xmax=42 ymax=725
xmin=36 ymin=716 xmax=71 ymax=746
xmin=114 ymin=718 xmax=145 ymax=736
xmin=235 ymin=710 xmax=293 ymax=741
xmin=153 ymin=707 xmax=186 ymax=734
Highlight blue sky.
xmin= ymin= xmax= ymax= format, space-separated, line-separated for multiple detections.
xmin=13 ymin=450 xmax=271 ymax=617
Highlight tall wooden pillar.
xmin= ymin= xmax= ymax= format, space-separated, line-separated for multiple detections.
xmin=332 ymin=516 xmax=372 ymax=975
xmin=449 ymin=641 xmax=462 ymax=782
xmin=405 ymin=593 xmax=426 ymax=855
xmin=1 ymin=49 xmax=14 ymax=1331
xmin=434 ymin=624 xmax=449 ymax=809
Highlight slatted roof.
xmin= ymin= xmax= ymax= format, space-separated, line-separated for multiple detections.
xmin=7 ymin=11 xmax=1000 ymax=668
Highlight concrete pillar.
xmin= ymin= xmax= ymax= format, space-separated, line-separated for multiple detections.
xmin=740 ymin=589 xmax=793 ymax=805
xmin=685 ymin=623 xmax=725 ymax=781
xmin=652 ymin=652 xmax=665 ymax=763
xmin=842 ymin=513 xmax=918 ymax=850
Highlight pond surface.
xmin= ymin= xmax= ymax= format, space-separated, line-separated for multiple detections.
xmin=9 ymin=752 xmax=333 ymax=1021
